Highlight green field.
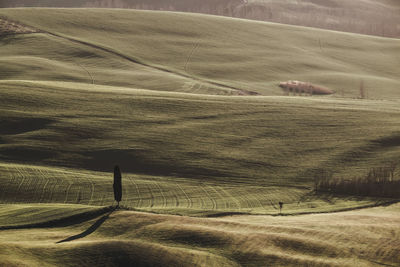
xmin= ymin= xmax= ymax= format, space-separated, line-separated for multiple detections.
xmin=0 ymin=8 xmax=399 ymax=266
xmin=1 ymin=8 xmax=400 ymax=97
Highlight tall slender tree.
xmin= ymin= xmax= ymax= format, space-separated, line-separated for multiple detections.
xmin=113 ymin=165 xmax=122 ymax=207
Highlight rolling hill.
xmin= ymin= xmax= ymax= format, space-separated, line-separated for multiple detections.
xmin=1 ymin=203 xmax=399 ymax=266
xmin=0 ymin=7 xmax=400 ymax=214
xmin=0 ymin=8 xmax=399 ymax=266
xmin=1 ymin=0 xmax=400 ymax=38
xmin=0 ymin=8 xmax=399 ymax=98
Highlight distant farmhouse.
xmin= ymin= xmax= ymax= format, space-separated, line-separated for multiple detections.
xmin=279 ymin=80 xmax=334 ymax=95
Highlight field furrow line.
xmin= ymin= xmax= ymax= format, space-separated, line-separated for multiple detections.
xmin=100 ymin=194 xmax=105 ymax=206
xmin=208 ymin=185 xmax=225 ymax=210
xmin=201 ymin=186 xmax=216 ymax=210
xmin=235 ymin=187 xmax=255 ymax=209
xmin=171 ymin=186 xmax=179 ymax=208
xmin=120 ymin=175 xmax=129 ymax=207
xmin=15 ymin=166 xmax=25 ymax=178
xmin=249 ymin=188 xmax=269 ymax=210
xmin=154 ymin=181 xmax=167 ymax=208
xmin=64 ymin=183 xmax=73 ymax=203
xmin=15 ymin=175 xmax=26 ymax=203
xmin=126 ymin=175 xmax=138 ymax=208
xmin=22 ymin=176 xmax=33 ymax=202
xmin=76 ymin=187 xmax=82 ymax=204
xmin=37 ymin=168 xmax=52 ymax=203
xmin=241 ymin=187 xmax=259 ymax=208
xmin=269 ymin=200 xmax=279 ymax=210
xmin=47 ymin=179 xmax=57 ymax=203
xmin=0 ymin=165 xmax=12 ymax=201
xmin=54 ymin=176 xmax=66 ymax=203
xmin=190 ymin=186 xmax=203 ymax=209
xmin=131 ymin=177 xmax=142 ymax=208
xmin=199 ymin=191 xmax=207 ymax=209
xmin=218 ymin=186 xmax=241 ymax=211
xmin=210 ymin=186 xmax=227 ymax=210
xmin=146 ymin=183 xmax=155 ymax=208
xmin=14 ymin=167 xmax=26 ymax=192
xmin=124 ymin=175 xmax=134 ymax=207
xmin=138 ymin=184 xmax=151 ymax=208
xmin=177 ymin=183 xmax=192 ymax=208
xmin=29 ymin=177 xmax=40 ymax=202
xmin=60 ymin=170 xmax=75 ymax=204
xmin=59 ymin=180 xmax=68 ymax=203
xmin=85 ymin=175 xmax=95 ymax=205
xmin=190 ymin=186 xmax=206 ymax=209
xmin=239 ymin=194 xmax=253 ymax=209
xmin=247 ymin=192 xmax=264 ymax=209
xmin=39 ymin=178 xmax=50 ymax=203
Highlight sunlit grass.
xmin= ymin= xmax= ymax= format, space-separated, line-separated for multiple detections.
xmin=0 ymin=8 xmax=399 ymax=266
xmin=0 ymin=8 xmax=399 ymax=98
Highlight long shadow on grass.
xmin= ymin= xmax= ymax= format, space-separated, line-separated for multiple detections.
xmin=57 ymin=207 xmax=116 ymax=244
xmin=0 ymin=206 xmax=114 ymax=230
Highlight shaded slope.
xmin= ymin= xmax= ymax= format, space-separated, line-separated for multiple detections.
xmin=0 ymin=80 xmax=399 ymax=216
xmin=0 ymin=204 xmax=110 ymax=228
xmin=1 ymin=80 xmax=400 ymax=182
xmin=1 ymin=203 xmax=399 ymax=266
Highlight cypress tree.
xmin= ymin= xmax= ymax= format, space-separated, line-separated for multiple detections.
xmin=113 ymin=165 xmax=122 ymax=207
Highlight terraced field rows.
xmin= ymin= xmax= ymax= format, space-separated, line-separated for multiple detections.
xmin=0 ymin=163 xmax=380 ymax=215
xmin=0 ymin=163 xmax=298 ymax=212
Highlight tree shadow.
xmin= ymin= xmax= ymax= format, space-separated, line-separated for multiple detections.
xmin=57 ymin=207 xmax=116 ymax=244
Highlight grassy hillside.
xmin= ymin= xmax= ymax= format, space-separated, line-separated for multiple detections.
xmin=0 ymin=79 xmax=399 ymax=215
xmin=0 ymin=8 xmax=399 ymax=213
xmin=0 ymin=8 xmax=399 ymax=98
xmin=0 ymin=8 xmax=399 ymax=266
xmin=2 ymin=0 xmax=400 ymax=38
xmin=1 ymin=203 xmax=399 ymax=266
xmin=0 ymin=204 xmax=109 ymax=227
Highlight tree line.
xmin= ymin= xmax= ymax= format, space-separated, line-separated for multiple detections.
xmin=314 ymin=162 xmax=400 ymax=198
